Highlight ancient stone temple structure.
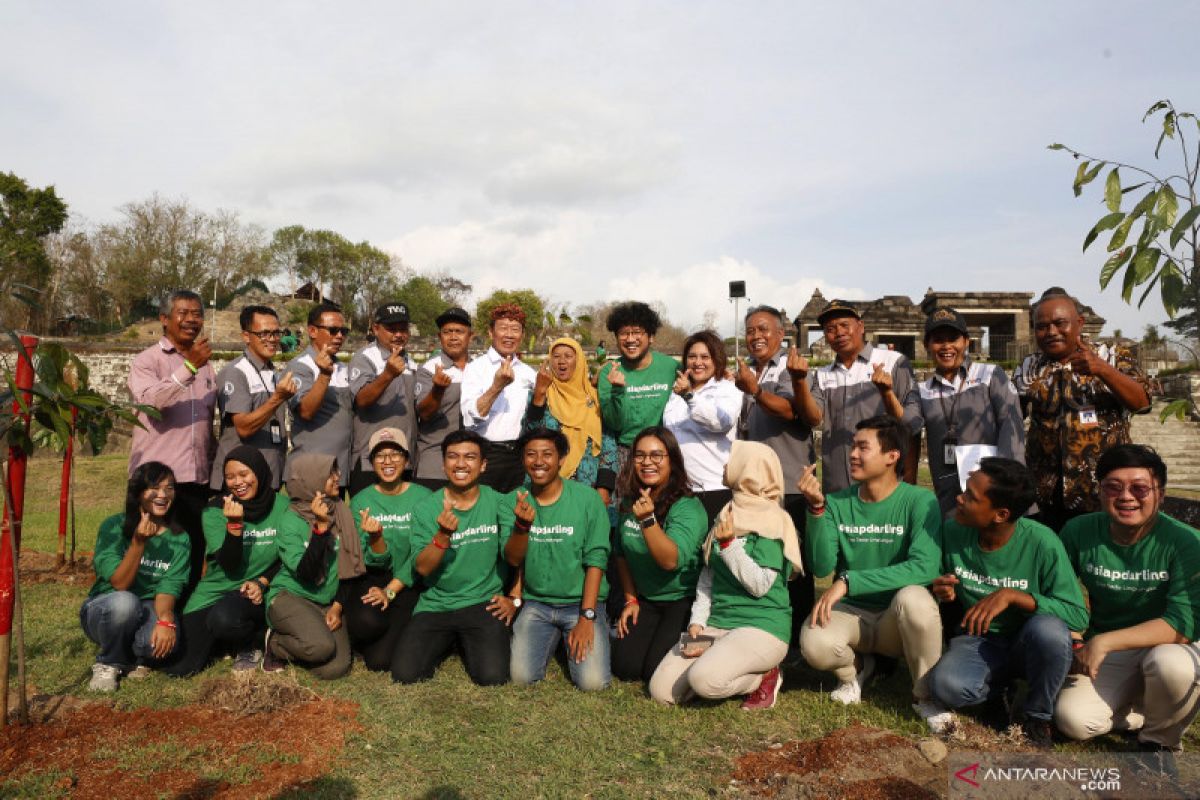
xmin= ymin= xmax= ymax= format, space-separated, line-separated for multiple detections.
xmin=793 ymin=289 xmax=1104 ymax=362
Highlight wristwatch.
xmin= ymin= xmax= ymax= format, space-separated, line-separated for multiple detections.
xmin=385 ymin=588 xmax=397 ymax=602
xmin=509 ymin=596 xmax=524 ymax=609
xmin=836 ymin=571 xmax=851 ymax=591
xmin=580 ymin=607 xmax=597 ymax=621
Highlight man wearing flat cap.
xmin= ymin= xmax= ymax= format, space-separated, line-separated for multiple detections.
xmin=349 ymin=302 xmax=420 ymax=496
xmin=413 ymin=307 xmax=473 ymax=491
xmin=811 ymin=300 xmax=922 ymax=493
xmin=916 ymin=307 xmax=1025 ymax=515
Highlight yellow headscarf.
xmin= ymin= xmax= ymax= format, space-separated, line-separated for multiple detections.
xmin=545 ymin=337 xmax=603 ymax=479
xmin=704 ymin=440 xmax=803 ymax=573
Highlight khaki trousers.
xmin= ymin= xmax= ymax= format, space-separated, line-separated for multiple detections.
xmin=1055 ymin=644 xmax=1200 ymax=749
xmin=799 ymin=585 xmax=942 ymax=700
xmin=649 ymin=625 xmax=788 ymax=705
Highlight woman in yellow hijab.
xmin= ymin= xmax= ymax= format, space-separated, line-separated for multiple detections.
xmin=524 ymin=337 xmax=618 ymax=502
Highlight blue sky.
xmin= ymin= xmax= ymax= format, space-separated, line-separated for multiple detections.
xmin=3 ymin=2 xmax=1198 ymax=338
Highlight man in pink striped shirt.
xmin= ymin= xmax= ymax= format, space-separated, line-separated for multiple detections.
xmin=128 ymin=289 xmax=218 ymax=594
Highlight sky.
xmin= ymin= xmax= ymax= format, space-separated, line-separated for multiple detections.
xmin=3 ymin=1 xmax=1198 ymax=340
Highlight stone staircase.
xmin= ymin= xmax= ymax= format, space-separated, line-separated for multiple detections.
xmin=1131 ymin=401 xmax=1200 ymax=490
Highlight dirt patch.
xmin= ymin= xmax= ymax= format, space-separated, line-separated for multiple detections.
xmin=730 ymin=725 xmax=944 ymax=799
xmin=0 ymin=676 xmax=359 ymax=799
xmin=17 ymin=549 xmax=94 ymax=586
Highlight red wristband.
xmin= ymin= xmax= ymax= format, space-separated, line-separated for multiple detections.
xmin=513 ymin=518 xmax=532 ymax=534
xmin=227 ymin=522 xmax=245 ymax=531
xmin=156 ymin=619 xmax=177 ymax=629
xmin=624 ymin=597 xmax=639 ymax=607
xmin=311 ymin=524 xmax=328 ymax=536
xmin=432 ymin=536 xmax=450 ymax=550
xmin=718 ymin=538 xmax=733 ymax=550
xmin=1071 ymin=639 xmax=1085 ymax=651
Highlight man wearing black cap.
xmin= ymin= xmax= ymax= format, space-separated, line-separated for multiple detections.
xmin=413 ymin=307 xmax=473 ymax=490
xmin=348 ymin=302 xmax=420 ymax=496
xmin=916 ymin=307 xmax=1026 ymax=514
xmin=811 ymin=300 xmax=921 ymax=494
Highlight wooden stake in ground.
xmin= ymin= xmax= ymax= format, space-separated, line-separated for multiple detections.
xmin=1 ymin=459 xmax=30 ymax=727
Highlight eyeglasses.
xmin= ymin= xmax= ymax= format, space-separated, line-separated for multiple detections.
xmin=1099 ymin=480 xmax=1158 ymax=500
xmin=633 ymin=451 xmax=668 ymax=464
xmin=373 ymin=451 xmax=406 ymax=463
xmin=248 ymin=329 xmax=283 ymax=340
xmin=314 ymin=325 xmax=350 ymax=337
xmin=618 ymin=328 xmax=648 ymax=340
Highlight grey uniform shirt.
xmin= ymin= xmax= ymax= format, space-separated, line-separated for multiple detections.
xmin=413 ymin=352 xmax=465 ymax=480
xmin=737 ymin=349 xmax=816 ymax=495
xmin=349 ymin=343 xmax=418 ymax=473
xmin=285 ymin=346 xmax=353 ymax=486
xmin=812 ymin=343 xmax=922 ymax=494
xmin=209 ymin=351 xmax=287 ymax=490
xmin=916 ymin=359 xmax=1025 ymax=514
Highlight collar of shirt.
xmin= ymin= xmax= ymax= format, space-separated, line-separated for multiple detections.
xmin=158 ymin=336 xmax=180 ymax=354
xmin=750 ymin=348 xmax=784 ymax=369
xmin=929 ymin=359 xmax=972 ymax=390
xmin=485 ymin=346 xmax=520 ymax=365
xmin=243 ymin=349 xmax=274 ymax=371
xmin=831 ymin=343 xmax=874 ymax=372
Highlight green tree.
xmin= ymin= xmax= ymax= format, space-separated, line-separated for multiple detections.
xmin=474 ymin=289 xmax=547 ymax=342
xmin=0 ymin=172 xmax=69 ymax=330
xmin=398 ymin=275 xmax=451 ymax=334
xmin=1050 ymin=99 xmax=1199 ymax=327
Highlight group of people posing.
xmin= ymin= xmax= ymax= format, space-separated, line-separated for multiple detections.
xmin=81 ymin=286 xmax=1199 ymax=763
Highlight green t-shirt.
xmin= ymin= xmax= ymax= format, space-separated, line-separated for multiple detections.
xmin=88 ymin=513 xmax=192 ymax=600
xmin=518 ymin=479 xmax=612 ymax=605
xmin=350 ymin=483 xmax=433 ymax=585
xmin=411 ymin=486 xmax=514 ymax=614
xmin=268 ymin=510 xmax=341 ymax=608
xmin=598 ymin=351 xmax=680 ymax=445
xmin=616 ymin=496 xmax=708 ymax=601
xmin=1062 ymin=512 xmax=1200 ymax=640
xmin=807 ymin=482 xmax=942 ymax=611
xmin=183 ymin=494 xmax=292 ymax=614
xmin=941 ymin=517 xmax=1089 ymax=637
xmin=708 ymin=534 xmax=792 ymax=643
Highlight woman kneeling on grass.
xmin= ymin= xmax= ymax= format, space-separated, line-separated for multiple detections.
xmin=81 ymin=461 xmax=191 ymax=692
xmin=649 ymin=441 xmax=801 ymax=710
xmin=346 ymin=427 xmax=431 ymax=671
xmin=262 ymin=453 xmax=365 ymax=678
xmin=165 ymin=446 xmax=291 ymax=676
xmin=610 ymin=426 xmax=708 ymax=684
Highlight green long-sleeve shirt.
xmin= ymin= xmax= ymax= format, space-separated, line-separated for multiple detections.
xmin=941 ymin=517 xmax=1090 ymax=636
xmin=806 ymin=482 xmax=942 ymax=610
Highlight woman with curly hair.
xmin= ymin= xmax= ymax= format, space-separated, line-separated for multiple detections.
xmin=610 ymin=426 xmax=709 ymax=684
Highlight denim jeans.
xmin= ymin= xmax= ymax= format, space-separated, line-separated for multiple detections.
xmin=928 ymin=613 xmax=1073 ymax=721
xmin=79 ymin=591 xmax=174 ymax=668
xmin=511 ymin=600 xmax=611 ymax=691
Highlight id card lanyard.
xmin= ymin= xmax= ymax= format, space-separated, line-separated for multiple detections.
xmin=248 ymin=356 xmax=284 ymax=444
xmin=935 ymin=370 xmax=964 ymax=465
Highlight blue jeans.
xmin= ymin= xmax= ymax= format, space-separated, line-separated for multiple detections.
xmin=511 ymin=600 xmax=611 ymax=691
xmin=928 ymin=613 xmax=1072 ymax=721
xmin=79 ymin=591 xmax=174 ymax=668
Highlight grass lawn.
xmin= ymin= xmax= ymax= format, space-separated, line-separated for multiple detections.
xmin=4 ymin=453 xmax=1196 ymax=798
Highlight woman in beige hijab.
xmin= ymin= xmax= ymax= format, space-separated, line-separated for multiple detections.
xmin=261 ymin=453 xmax=363 ymax=679
xmin=648 ymin=441 xmax=801 ymax=710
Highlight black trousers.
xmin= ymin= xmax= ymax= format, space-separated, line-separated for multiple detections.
xmin=164 ymin=589 xmax=265 ymax=677
xmin=338 ymin=571 xmax=421 ymax=672
xmin=477 ymin=442 xmax=525 ymax=494
xmin=391 ymin=601 xmax=511 ymax=686
xmin=783 ymin=494 xmax=815 ymax=648
xmin=610 ymin=595 xmax=693 ymax=683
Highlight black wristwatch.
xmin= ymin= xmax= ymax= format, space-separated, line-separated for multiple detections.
xmin=580 ymin=607 xmax=597 ymax=621
xmin=836 ymin=571 xmax=851 ymax=591
xmin=638 ymin=514 xmax=658 ymax=529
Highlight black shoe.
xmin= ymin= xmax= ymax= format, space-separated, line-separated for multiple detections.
xmin=1021 ymin=718 xmax=1054 ymax=749
xmin=982 ymin=685 xmax=1016 ymax=731
xmin=1134 ymin=742 xmax=1180 ymax=782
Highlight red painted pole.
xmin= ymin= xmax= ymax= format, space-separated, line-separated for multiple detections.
xmin=1 ymin=333 xmax=38 ymax=637
xmin=57 ymin=407 xmax=78 ymax=567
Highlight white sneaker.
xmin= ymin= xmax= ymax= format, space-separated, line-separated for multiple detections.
xmin=125 ymin=665 xmax=153 ymax=679
xmin=830 ymin=679 xmax=862 ymax=705
xmin=89 ymin=663 xmax=120 ymax=692
xmin=913 ymin=699 xmax=956 ymax=734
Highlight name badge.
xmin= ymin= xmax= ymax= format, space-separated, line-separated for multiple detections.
xmin=1078 ymin=406 xmax=1099 ymax=428
xmin=942 ymin=436 xmax=957 ymax=465
xmin=269 ymin=419 xmax=283 ymax=444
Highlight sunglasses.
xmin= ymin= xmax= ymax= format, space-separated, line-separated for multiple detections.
xmin=248 ymin=329 xmax=283 ymax=340
xmin=314 ymin=325 xmax=350 ymax=337
xmin=1099 ymin=480 xmax=1158 ymax=500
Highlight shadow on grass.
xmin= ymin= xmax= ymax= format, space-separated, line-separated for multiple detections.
xmin=274 ymin=776 xmax=359 ymax=799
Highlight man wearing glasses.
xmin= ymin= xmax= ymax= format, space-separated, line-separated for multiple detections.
xmin=286 ymin=302 xmax=354 ymax=490
xmin=348 ymin=302 xmax=420 ymax=496
xmin=209 ymin=305 xmax=297 ymax=491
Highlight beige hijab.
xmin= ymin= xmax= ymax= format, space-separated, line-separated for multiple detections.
xmin=287 ymin=453 xmax=366 ymax=581
xmin=545 ymin=337 xmax=603 ymax=479
xmin=704 ymin=440 xmax=803 ymax=573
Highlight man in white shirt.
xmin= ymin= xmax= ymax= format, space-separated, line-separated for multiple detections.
xmin=459 ymin=303 xmax=537 ymax=492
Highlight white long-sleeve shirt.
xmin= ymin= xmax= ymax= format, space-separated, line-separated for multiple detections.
xmin=459 ymin=347 xmax=537 ymax=442
xmin=662 ymin=378 xmax=743 ymax=491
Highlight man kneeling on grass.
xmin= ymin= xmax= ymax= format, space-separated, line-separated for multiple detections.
xmin=505 ymin=427 xmax=613 ymax=691
xmin=927 ymin=458 xmax=1089 ymax=744
xmin=798 ymin=415 xmax=944 ymax=727
xmin=390 ymin=430 xmax=519 ymax=685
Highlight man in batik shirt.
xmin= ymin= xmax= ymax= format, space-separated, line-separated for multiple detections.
xmin=1013 ymin=291 xmax=1150 ymax=532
